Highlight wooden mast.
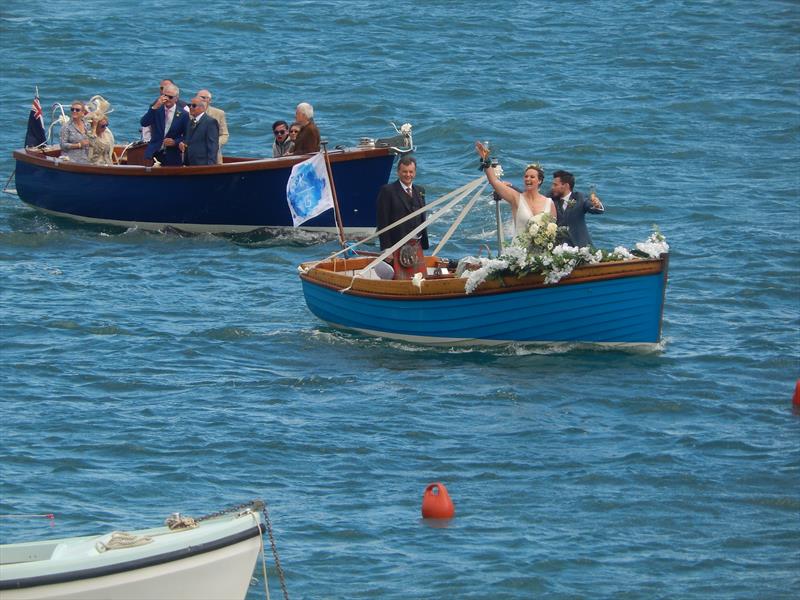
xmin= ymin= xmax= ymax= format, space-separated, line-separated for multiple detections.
xmin=321 ymin=141 xmax=346 ymax=246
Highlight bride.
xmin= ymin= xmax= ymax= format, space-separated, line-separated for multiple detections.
xmin=475 ymin=141 xmax=556 ymax=236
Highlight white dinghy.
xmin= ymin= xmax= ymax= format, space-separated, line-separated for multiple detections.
xmin=0 ymin=500 xmax=286 ymax=600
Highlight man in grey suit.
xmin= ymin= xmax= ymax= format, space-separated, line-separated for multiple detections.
xmin=550 ymin=169 xmax=604 ymax=247
xmin=179 ymin=97 xmax=219 ymax=166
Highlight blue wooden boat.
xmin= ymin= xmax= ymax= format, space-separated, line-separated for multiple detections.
xmin=11 ymin=137 xmax=405 ymax=234
xmin=298 ymin=253 xmax=669 ymax=346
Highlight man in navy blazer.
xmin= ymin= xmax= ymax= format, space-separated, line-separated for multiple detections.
xmin=179 ymin=96 xmax=219 ymax=166
xmin=376 ymin=155 xmax=429 ymax=251
xmin=140 ymin=82 xmax=189 ymax=166
xmin=550 ymin=169 xmax=605 ymax=247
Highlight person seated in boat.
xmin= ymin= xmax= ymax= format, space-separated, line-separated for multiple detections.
xmin=59 ymin=101 xmax=90 ymax=163
xmin=291 ymin=102 xmax=320 ymax=154
xmin=475 ymin=141 xmax=556 ymax=237
xmin=140 ymin=83 xmax=189 ymax=166
xmin=272 ymin=120 xmax=292 ymax=157
xmin=179 ymin=97 xmax=220 ymax=166
xmin=549 ymin=169 xmax=604 ymax=248
xmin=86 ymin=113 xmax=115 ymax=166
xmin=376 ymin=155 xmax=429 ymax=251
xmin=288 ymin=122 xmax=301 ymax=151
xmin=197 ymin=89 xmax=227 ymax=164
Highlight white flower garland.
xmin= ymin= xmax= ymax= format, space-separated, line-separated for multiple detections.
xmin=461 ymin=221 xmax=668 ymax=294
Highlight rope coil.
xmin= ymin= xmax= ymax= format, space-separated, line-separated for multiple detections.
xmin=95 ymin=531 xmax=154 ymax=553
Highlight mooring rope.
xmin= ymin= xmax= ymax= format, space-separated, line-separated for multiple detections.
xmin=261 ymin=501 xmax=289 ymax=600
xmin=1 ymin=170 xmax=17 ymax=196
xmin=191 ymin=500 xmax=288 ymax=600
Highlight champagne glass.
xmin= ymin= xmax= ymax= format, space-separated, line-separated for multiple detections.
xmin=479 ymin=140 xmax=490 ymax=161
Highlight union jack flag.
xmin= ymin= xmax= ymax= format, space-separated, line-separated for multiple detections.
xmin=25 ymin=88 xmax=46 ymax=148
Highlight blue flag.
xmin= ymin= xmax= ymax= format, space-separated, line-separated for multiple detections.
xmin=285 ymin=152 xmax=334 ymax=227
xmin=25 ymin=89 xmax=46 ymax=148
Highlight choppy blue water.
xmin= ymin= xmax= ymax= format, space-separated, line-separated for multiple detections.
xmin=1 ymin=1 xmax=799 ymax=598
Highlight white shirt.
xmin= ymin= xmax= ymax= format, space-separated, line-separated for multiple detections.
xmin=561 ymin=192 xmax=572 ymax=211
xmin=403 ymin=184 xmax=413 ymax=196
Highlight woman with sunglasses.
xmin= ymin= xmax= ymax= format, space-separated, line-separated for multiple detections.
xmin=475 ymin=141 xmax=556 ymax=237
xmin=87 ymin=112 xmax=115 ymax=166
xmin=288 ymin=122 xmax=301 ymax=154
xmin=60 ymin=101 xmax=90 ymax=163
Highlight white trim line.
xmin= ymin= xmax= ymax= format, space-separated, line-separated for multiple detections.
xmin=22 ymin=204 xmax=374 ymax=235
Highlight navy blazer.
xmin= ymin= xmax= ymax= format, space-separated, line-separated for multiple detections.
xmin=555 ymin=190 xmax=604 ymax=248
xmin=376 ymin=180 xmax=429 ymax=250
xmin=140 ymin=105 xmax=189 ymax=165
xmin=184 ymin=114 xmax=219 ymax=166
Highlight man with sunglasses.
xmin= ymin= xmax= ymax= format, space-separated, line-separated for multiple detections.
xmin=272 ymin=120 xmax=292 ymax=157
xmin=142 ymin=79 xmax=187 ymax=143
xmin=140 ymin=82 xmax=189 ymax=166
xmin=179 ymin=96 xmax=219 ymax=166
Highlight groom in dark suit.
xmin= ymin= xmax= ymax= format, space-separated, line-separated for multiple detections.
xmin=179 ymin=96 xmax=219 ymax=166
xmin=140 ymin=83 xmax=189 ymax=166
xmin=376 ymin=155 xmax=429 ymax=251
xmin=550 ymin=169 xmax=605 ymax=247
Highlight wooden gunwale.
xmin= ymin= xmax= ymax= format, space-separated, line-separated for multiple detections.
xmin=299 ymin=255 xmax=668 ymax=300
xmin=12 ymin=145 xmax=393 ymax=177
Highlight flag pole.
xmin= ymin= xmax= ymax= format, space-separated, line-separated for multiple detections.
xmin=321 ymin=141 xmax=346 ymax=247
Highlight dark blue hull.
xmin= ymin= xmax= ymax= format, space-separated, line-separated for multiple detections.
xmin=13 ymin=148 xmax=396 ymax=234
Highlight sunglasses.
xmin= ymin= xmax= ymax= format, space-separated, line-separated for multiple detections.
xmin=164 ymin=94 xmax=175 ymax=99
xmin=290 ymin=129 xmax=300 ymax=134
xmin=274 ymin=129 xmax=287 ymax=135
xmin=98 ymin=123 xmax=108 ymax=129
xmin=189 ymin=103 xmax=201 ymax=108
xmin=70 ymin=107 xmax=83 ymax=112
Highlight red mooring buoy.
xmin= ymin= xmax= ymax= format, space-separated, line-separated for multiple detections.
xmin=421 ymin=482 xmax=455 ymax=519
xmin=793 ymin=379 xmax=800 ymax=407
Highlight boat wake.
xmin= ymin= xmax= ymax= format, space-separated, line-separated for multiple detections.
xmin=308 ymin=326 xmax=667 ymax=355
xmin=223 ymin=228 xmax=341 ymax=248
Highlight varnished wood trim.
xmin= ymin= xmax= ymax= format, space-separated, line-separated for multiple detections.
xmin=13 ymin=146 xmax=393 ymax=177
xmin=300 ymin=256 xmax=668 ymax=300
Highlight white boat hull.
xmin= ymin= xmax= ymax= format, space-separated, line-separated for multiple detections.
xmin=1 ymin=534 xmax=261 ymax=600
xmin=1 ymin=506 xmax=266 ymax=600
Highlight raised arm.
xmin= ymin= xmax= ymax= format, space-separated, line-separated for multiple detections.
xmin=475 ymin=141 xmax=518 ymax=206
